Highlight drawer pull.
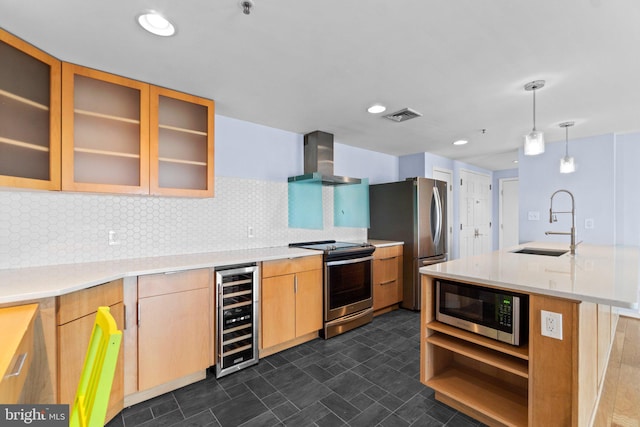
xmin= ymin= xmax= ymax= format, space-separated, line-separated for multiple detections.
xmin=379 ymin=257 xmax=396 ymax=261
xmin=5 ymin=352 xmax=27 ymax=378
xmin=380 ymin=279 xmax=396 ymax=286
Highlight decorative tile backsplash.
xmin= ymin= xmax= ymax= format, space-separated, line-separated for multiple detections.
xmin=0 ymin=177 xmax=367 ymax=269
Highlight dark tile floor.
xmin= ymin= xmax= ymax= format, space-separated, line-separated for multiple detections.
xmin=106 ymin=309 xmax=485 ymax=427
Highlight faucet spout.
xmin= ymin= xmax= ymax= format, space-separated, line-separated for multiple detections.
xmin=547 ymin=190 xmax=577 ymax=254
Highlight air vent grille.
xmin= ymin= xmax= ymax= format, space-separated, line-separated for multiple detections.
xmin=384 ymin=107 xmax=422 ymax=123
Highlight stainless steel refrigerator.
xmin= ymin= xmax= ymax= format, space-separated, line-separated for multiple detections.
xmin=369 ymin=177 xmax=447 ymax=310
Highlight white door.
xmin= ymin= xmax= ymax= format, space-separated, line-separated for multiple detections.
xmin=433 ymin=168 xmax=453 ymax=259
xmin=459 ymin=170 xmax=491 ymax=258
xmin=499 ymin=178 xmax=519 ymax=249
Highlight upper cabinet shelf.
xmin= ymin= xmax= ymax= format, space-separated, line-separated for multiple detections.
xmin=62 ymin=63 xmax=150 ymax=194
xmin=1 ymin=29 xmax=215 ymax=197
xmin=0 ymin=29 xmax=61 ymax=190
xmin=150 ymin=86 xmax=214 ymax=197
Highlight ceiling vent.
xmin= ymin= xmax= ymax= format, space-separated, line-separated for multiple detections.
xmin=384 ymin=107 xmax=422 ymax=123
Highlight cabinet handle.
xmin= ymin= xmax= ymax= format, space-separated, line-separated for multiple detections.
xmin=294 ymin=276 xmax=298 ymax=293
xmin=123 ymin=304 xmax=127 ymax=331
xmin=5 ymin=353 xmax=27 ymax=378
xmin=137 ymin=303 xmax=141 ymax=326
xmin=380 ymin=279 xmax=396 ymax=286
xmin=379 ymin=257 xmax=396 ymax=261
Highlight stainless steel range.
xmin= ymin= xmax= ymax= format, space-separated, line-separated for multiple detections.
xmin=289 ymin=240 xmax=375 ymax=338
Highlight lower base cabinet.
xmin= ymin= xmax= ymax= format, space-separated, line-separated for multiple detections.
xmin=56 ymin=280 xmax=124 ymax=424
xmin=137 ymin=269 xmax=211 ymax=391
xmin=372 ymin=245 xmax=403 ymax=312
xmin=261 ymin=256 xmax=323 ymax=351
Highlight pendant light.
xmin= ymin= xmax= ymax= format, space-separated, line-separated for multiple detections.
xmin=524 ymin=80 xmax=545 ymax=155
xmin=559 ymin=121 xmax=576 ymax=173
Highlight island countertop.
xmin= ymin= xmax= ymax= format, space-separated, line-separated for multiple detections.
xmin=420 ymin=242 xmax=640 ymax=309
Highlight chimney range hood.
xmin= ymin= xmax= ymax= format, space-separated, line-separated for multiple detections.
xmin=288 ymin=131 xmax=361 ymax=185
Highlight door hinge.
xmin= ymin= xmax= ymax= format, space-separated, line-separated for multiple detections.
xmin=489 ymin=184 xmax=492 ymax=190
xmin=460 ymin=179 xmax=463 ymax=186
xmin=460 ymin=224 xmax=463 ymax=230
xmin=489 ymin=222 xmax=492 ymax=228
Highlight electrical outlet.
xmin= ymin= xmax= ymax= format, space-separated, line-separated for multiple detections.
xmin=541 ymin=310 xmax=563 ymax=340
xmin=528 ymin=211 xmax=540 ymax=221
xmin=108 ymin=230 xmax=120 ymax=246
xmin=585 ymin=218 xmax=594 ymax=229
xmin=247 ymin=226 xmax=254 ymax=238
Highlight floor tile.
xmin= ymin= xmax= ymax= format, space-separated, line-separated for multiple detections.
xmin=210 ymin=390 xmax=268 ymax=427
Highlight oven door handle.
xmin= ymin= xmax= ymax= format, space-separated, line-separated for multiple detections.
xmin=326 ymin=256 xmax=373 ymax=267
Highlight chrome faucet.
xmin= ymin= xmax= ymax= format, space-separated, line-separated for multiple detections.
xmin=545 ymin=189 xmax=579 ymax=255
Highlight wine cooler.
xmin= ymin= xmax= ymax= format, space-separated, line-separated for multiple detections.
xmin=215 ymin=263 xmax=259 ymax=378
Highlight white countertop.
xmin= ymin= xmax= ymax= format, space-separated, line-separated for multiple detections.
xmin=0 ymin=240 xmax=404 ymax=305
xmin=0 ymin=247 xmax=315 ymax=304
xmin=420 ymin=242 xmax=640 ymax=309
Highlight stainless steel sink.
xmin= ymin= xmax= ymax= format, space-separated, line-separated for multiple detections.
xmin=512 ymin=248 xmax=568 ymax=257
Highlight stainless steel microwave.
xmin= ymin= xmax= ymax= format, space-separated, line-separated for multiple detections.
xmin=435 ymin=279 xmax=528 ymax=346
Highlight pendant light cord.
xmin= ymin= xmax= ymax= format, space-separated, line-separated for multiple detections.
xmin=565 ymin=125 xmax=569 ymax=156
xmin=532 ymin=89 xmax=537 ymax=131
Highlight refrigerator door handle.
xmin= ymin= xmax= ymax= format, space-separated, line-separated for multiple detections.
xmin=421 ymin=255 xmax=447 ymax=266
xmin=432 ymin=184 xmax=443 ymax=249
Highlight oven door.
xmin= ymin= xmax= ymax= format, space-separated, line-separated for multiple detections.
xmin=324 ymin=256 xmax=373 ymax=322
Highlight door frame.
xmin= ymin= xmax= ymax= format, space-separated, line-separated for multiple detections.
xmin=433 ymin=167 xmax=453 ymax=259
xmin=499 ymin=177 xmax=519 ymax=249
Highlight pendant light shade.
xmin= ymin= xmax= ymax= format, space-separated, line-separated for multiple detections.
xmin=524 ymin=80 xmax=545 ymax=156
xmin=559 ymin=121 xmax=576 ymax=173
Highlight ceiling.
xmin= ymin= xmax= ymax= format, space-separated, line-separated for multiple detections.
xmin=1 ymin=0 xmax=639 ymax=171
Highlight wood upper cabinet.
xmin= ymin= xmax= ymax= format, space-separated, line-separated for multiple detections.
xmin=61 ymin=63 xmax=150 ymax=194
xmin=373 ymin=245 xmax=403 ymax=312
xmin=56 ymin=280 xmax=124 ymax=424
xmin=150 ymin=86 xmax=214 ymax=197
xmin=0 ymin=29 xmax=61 ymax=190
xmin=137 ymin=269 xmax=211 ymax=391
xmin=261 ymin=256 xmax=323 ymax=349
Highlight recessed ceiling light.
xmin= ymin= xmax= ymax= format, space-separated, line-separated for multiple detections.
xmin=367 ymin=104 xmax=386 ymax=114
xmin=453 ymin=139 xmax=468 ymax=146
xmin=138 ymin=12 xmax=175 ymax=37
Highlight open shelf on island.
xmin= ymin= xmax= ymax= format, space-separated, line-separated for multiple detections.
xmin=427 ymin=321 xmax=529 ymax=360
xmin=427 ymin=332 xmax=528 ymax=378
xmin=427 ymin=365 xmax=528 ymax=427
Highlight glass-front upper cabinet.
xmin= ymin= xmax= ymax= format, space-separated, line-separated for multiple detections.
xmin=150 ymin=86 xmax=214 ymax=197
xmin=0 ymin=29 xmax=61 ymax=190
xmin=61 ymin=63 xmax=150 ymax=194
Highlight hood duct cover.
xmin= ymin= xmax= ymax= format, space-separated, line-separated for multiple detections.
xmin=288 ymin=131 xmax=361 ymax=185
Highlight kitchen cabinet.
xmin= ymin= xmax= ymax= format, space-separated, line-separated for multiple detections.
xmin=150 ymin=86 xmax=214 ymax=197
xmin=372 ymin=245 xmax=403 ymax=314
xmin=421 ymin=275 xmax=617 ymax=427
xmin=61 ymin=63 xmax=150 ymax=194
xmin=0 ymin=29 xmax=61 ymax=190
xmin=137 ymin=269 xmax=211 ymax=391
xmin=261 ymin=256 xmax=322 ymax=353
xmin=57 ymin=279 xmax=124 ymax=423
xmin=0 ymin=304 xmax=38 ymax=404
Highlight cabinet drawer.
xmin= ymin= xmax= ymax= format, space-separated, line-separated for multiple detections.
xmin=373 ymin=245 xmax=403 ymax=259
xmin=0 ymin=304 xmax=37 ymax=404
xmin=373 ymin=257 xmax=399 ymax=284
xmin=57 ymin=279 xmax=123 ymax=325
xmin=138 ymin=268 xmax=210 ymax=299
xmin=262 ymin=255 xmax=323 ymax=277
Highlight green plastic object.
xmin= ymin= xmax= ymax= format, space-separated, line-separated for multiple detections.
xmin=334 ymin=178 xmax=370 ymax=227
xmin=288 ymin=175 xmax=323 ymax=229
xmin=69 ymin=306 xmax=122 ymax=427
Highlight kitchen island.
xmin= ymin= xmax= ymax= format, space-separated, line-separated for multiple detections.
xmin=419 ymin=242 xmax=640 ymax=427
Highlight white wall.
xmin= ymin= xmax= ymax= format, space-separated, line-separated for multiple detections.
xmin=519 ymin=133 xmax=616 ymax=246
xmin=615 ymin=132 xmax=640 ymax=246
xmin=492 ymin=168 xmax=519 ymax=249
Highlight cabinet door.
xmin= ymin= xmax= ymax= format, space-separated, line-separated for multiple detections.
xmin=261 ymin=275 xmax=296 ymax=349
xmin=138 ymin=288 xmax=210 ymax=390
xmin=150 ymin=86 xmax=214 ymax=197
xmin=295 ymin=269 xmax=323 ymax=337
xmin=58 ymin=302 xmax=124 ymax=423
xmin=0 ymin=29 xmax=61 ymax=190
xmin=373 ymin=255 xmax=402 ymax=310
xmin=61 ymin=63 xmax=150 ymax=194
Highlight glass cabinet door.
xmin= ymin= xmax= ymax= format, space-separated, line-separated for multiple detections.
xmin=150 ymin=86 xmax=214 ymax=197
xmin=0 ymin=29 xmax=61 ymax=190
xmin=61 ymin=63 xmax=150 ymax=194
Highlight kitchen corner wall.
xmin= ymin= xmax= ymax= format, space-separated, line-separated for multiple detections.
xmin=0 ymin=115 xmax=398 ymax=270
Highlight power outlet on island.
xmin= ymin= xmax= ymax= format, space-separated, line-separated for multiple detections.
xmin=541 ymin=310 xmax=563 ymax=340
